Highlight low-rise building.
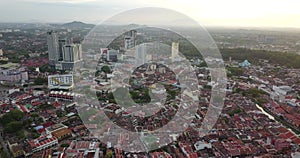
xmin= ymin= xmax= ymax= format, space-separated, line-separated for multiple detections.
xmin=8 ymin=143 xmax=25 ymax=158
xmin=51 ymin=128 xmax=72 ymax=141
xmin=28 ymin=135 xmax=58 ymax=153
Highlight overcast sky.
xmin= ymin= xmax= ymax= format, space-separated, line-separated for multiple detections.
xmin=1 ymin=0 xmax=300 ymax=28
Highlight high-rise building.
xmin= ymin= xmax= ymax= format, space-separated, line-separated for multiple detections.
xmin=58 ymin=39 xmax=67 ymax=61
xmin=60 ymin=43 xmax=82 ymax=70
xmin=129 ymin=30 xmax=137 ymax=46
xmin=62 ymin=44 xmax=82 ymax=62
xmin=47 ymin=31 xmax=59 ymax=67
xmin=124 ymin=30 xmax=137 ymax=49
xmin=171 ymin=42 xmax=179 ymax=62
xmin=135 ymin=43 xmax=147 ymax=65
xmin=47 ymin=31 xmax=84 ymax=70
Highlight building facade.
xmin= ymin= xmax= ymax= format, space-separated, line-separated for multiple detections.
xmin=48 ymin=74 xmax=74 ymax=90
xmin=47 ymin=31 xmax=83 ymax=70
xmin=0 ymin=67 xmax=28 ymax=82
xmin=47 ymin=31 xmax=59 ymax=67
xmin=171 ymin=42 xmax=179 ymax=62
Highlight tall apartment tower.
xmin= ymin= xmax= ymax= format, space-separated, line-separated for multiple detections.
xmin=171 ymin=42 xmax=179 ymax=62
xmin=47 ymin=31 xmax=59 ymax=67
xmin=124 ymin=30 xmax=137 ymax=49
xmin=135 ymin=43 xmax=147 ymax=66
xmin=60 ymin=43 xmax=83 ymax=70
xmin=58 ymin=39 xmax=67 ymax=61
xmin=62 ymin=44 xmax=82 ymax=62
xmin=130 ymin=30 xmax=137 ymax=46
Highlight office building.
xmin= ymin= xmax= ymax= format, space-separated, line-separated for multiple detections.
xmin=28 ymin=135 xmax=58 ymax=153
xmin=107 ymin=49 xmax=119 ymax=62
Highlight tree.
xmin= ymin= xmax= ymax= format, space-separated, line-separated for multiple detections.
xmin=221 ymin=48 xmax=300 ymax=69
xmin=105 ymin=150 xmax=113 ymax=158
xmin=4 ymin=121 xmax=23 ymax=133
xmin=39 ymin=64 xmax=56 ymax=73
xmin=101 ymin=66 xmax=111 ymax=74
xmin=60 ymin=143 xmax=70 ymax=148
xmin=34 ymin=77 xmax=48 ymax=85
xmin=0 ymin=110 xmax=24 ymax=126
xmin=227 ymin=66 xmax=244 ymax=76
xmin=17 ymin=130 xmax=25 ymax=139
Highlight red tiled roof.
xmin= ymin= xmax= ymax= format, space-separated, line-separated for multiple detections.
xmin=29 ymin=136 xmax=57 ymax=148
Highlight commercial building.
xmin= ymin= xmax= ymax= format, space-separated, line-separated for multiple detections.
xmin=100 ymin=48 xmax=119 ymax=62
xmin=48 ymin=74 xmax=74 ymax=90
xmin=0 ymin=66 xmax=28 ymax=82
xmin=28 ymin=135 xmax=58 ymax=153
xmin=107 ymin=49 xmax=119 ymax=62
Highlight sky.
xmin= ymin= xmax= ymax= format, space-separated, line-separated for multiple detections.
xmin=0 ymin=0 xmax=300 ymax=28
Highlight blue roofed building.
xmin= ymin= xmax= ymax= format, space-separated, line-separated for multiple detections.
xmin=239 ymin=60 xmax=251 ymax=67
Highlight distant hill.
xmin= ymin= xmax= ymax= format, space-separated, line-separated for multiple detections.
xmin=61 ymin=21 xmax=95 ymax=29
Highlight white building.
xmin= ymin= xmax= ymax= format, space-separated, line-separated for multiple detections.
xmin=0 ymin=67 xmax=28 ymax=82
xmin=28 ymin=135 xmax=58 ymax=153
xmin=272 ymin=85 xmax=292 ymax=96
xmin=48 ymin=74 xmax=74 ymax=90
xmin=272 ymin=85 xmax=293 ymax=102
xmin=194 ymin=141 xmax=212 ymax=151
xmin=135 ymin=43 xmax=147 ymax=65
xmin=171 ymin=42 xmax=179 ymax=62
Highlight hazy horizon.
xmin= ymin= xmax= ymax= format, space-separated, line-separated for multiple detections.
xmin=0 ymin=0 xmax=300 ymax=28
